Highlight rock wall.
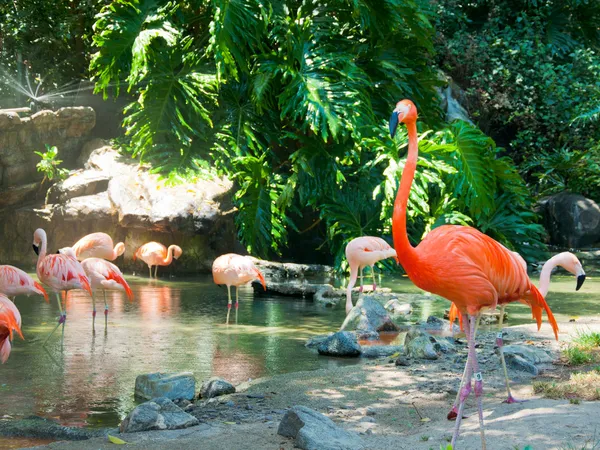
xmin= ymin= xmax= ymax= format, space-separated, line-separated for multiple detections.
xmin=0 ymin=138 xmax=238 ymax=274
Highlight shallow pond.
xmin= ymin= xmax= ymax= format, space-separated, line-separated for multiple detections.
xmin=0 ymin=273 xmax=597 ymax=429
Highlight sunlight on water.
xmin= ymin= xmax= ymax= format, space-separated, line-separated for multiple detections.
xmin=0 ymin=272 xmax=597 ymax=429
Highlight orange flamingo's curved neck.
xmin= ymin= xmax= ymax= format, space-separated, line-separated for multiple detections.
xmin=163 ymin=246 xmax=176 ymax=265
xmin=392 ymin=121 xmax=419 ymax=268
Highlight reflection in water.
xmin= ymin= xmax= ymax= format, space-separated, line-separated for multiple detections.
xmin=0 ymin=274 xmax=598 ymax=429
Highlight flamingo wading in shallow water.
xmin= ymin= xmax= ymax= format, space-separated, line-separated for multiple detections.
xmin=80 ymin=257 xmax=134 ymax=328
xmin=0 ymin=265 xmax=48 ymax=302
xmin=33 ymin=228 xmax=93 ymax=343
xmin=447 ymin=251 xmax=585 ymax=413
xmin=389 ymin=99 xmax=558 ymax=449
xmin=133 ymin=242 xmax=182 ymax=278
xmin=71 ymin=232 xmax=125 ymax=261
xmin=0 ymin=295 xmax=23 ymax=363
xmin=345 ymin=236 xmax=398 ymax=314
xmin=212 ymin=254 xmax=266 ymax=324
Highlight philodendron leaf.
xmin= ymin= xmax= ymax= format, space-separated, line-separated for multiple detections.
xmin=108 ymin=434 xmax=128 ymax=444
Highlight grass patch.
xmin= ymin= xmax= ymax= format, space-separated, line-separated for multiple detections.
xmin=573 ymin=330 xmax=600 ymax=349
xmin=563 ymin=346 xmax=595 ymax=365
xmin=533 ymin=372 xmax=600 ymax=401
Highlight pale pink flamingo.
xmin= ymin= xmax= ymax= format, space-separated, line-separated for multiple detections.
xmin=0 ymin=265 xmax=48 ymax=302
xmin=71 ymin=232 xmax=125 ymax=261
xmin=80 ymin=257 xmax=134 ymax=328
xmin=33 ymin=228 xmax=93 ymax=344
xmin=447 ymin=251 xmax=585 ymax=414
xmin=389 ymin=99 xmax=558 ymax=448
xmin=0 ymin=295 xmax=23 ymax=363
xmin=212 ymin=254 xmax=266 ymax=324
xmin=345 ymin=236 xmax=398 ymax=314
xmin=133 ymin=242 xmax=182 ymax=278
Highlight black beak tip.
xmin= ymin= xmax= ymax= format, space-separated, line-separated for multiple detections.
xmin=32 ymin=244 xmax=39 ymax=255
xmin=389 ymin=111 xmax=399 ymax=138
xmin=576 ymin=274 xmax=586 ymax=291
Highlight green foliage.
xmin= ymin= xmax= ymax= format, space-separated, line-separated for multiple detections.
xmin=34 ymin=145 xmax=69 ymax=182
xmin=88 ymin=0 xmax=548 ymax=265
xmin=563 ymin=346 xmax=595 ymax=366
xmin=573 ymin=331 xmax=600 ymax=349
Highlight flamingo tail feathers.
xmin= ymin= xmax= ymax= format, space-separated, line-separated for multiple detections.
xmin=34 ymin=282 xmax=49 ymax=302
xmin=0 ymin=337 xmax=11 ymax=364
xmin=79 ymin=275 xmax=93 ymax=297
xmin=448 ymin=303 xmax=464 ymax=332
xmin=106 ymin=269 xmax=134 ymax=301
xmin=527 ymin=284 xmax=559 ymax=340
xmin=255 ymin=269 xmax=266 ymax=291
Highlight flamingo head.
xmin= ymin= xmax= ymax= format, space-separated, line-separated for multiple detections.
xmin=389 ymin=99 xmax=417 ymax=138
xmin=172 ymin=245 xmax=183 ymax=260
xmin=58 ymin=246 xmax=77 ymax=259
xmin=115 ymin=242 xmax=126 ymax=258
xmin=32 ymin=228 xmax=46 ymax=255
xmin=557 ymin=252 xmax=586 ymax=291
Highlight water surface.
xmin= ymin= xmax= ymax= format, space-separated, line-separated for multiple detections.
xmin=0 ymin=273 xmax=597 ymax=429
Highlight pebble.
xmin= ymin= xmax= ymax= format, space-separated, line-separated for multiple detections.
xmin=395 ymin=356 xmax=411 ymax=367
xmin=225 ymin=401 xmax=235 ymax=407
xmin=365 ymin=407 xmax=376 ymax=416
xmin=247 ymin=393 xmax=265 ymax=399
xmin=366 ymin=429 xmax=373 ymax=435
xmin=341 ymin=404 xmax=354 ymax=410
xmin=246 ymin=405 xmax=254 ymax=410
xmin=359 ymin=416 xmax=376 ymax=423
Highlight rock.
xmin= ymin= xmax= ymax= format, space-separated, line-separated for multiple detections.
xmin=404 ymin=329 xmax=440 ymax=360
xmin=135 ymin=372 xmax=196 ymax=401
xmin=313 ymin=284 xmax=345 ymax=307
xmin=384 ymin=299 xmax=412 ymax=315
xmin=306 ymin=334 xmax=333 ymax=349
xmin=278 ymin=405 xmax=364 ymax=450
xmin=395 ymin=356 xmax=411 ymax=366
xmin=501 ymin=345 xmax=553 ymax=365
xmin=504 ymin=353 xmax=539 ymax=375
xmin=340 ymin=295 xmax=400 ymax=333
xmin=247 ymin=258 xmax=334 ymax=282
xmin=365 ymin=407 xmax=376 ymax=416
xmin=418 ymin=315 xmax=459 ymax=333
xmin=355 ymin=330 xmax=380 ymax=341
xmin=540 ymin=192 xmax=600 ymax=247
xmin=0 ymin=416 xmax=110 ymax=440
xmin=359 ymin=416 xmax=375 ymax=423
xmin=0 ymin=182 xmax=40 ymax=209
xmin=252 ymin=280 xmax=324 ymax=298
xmin=119 ymin=397 xmax=199 ymax=433
xmin=360 ymin=345 xmax=403 ymax=358
xmin=200 ymin=378 xmax=236 ymax=399
xmin=317 ymin=331 xmax=362 ymax=357
xmin=45 ymin=170 xmax=110 ymax=204
xmin=445 ymin=308 xmax=507 ymax=325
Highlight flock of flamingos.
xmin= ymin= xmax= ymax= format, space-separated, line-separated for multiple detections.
xmin=0 ymin=99 xmax=591 ymax=448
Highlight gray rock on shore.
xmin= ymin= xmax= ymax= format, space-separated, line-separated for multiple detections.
xmin=200 ymin=377 xmax=236 ymax=399
xmin=340 ymin=295 xmax=400 ymax=333
xmin=120 ymin=397 xmax=199 ymax=433
xmin=317 ymin=331 xmax=362 ymax=357
xmin=500 ymin=344 xmax=553 ymax=374
xmin=278 ymin=405 xmax=364 ymax=450
xmin=135 ymin=372 xmax=196 ymax=401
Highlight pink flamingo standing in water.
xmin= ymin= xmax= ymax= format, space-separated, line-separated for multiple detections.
xmin=344 ymin=236 xmax=398 ymax=314
xmin=81 ymin=257 xmax=134 ymax=328
xmin=389 ymin=99 xmax=558 ymax=449
xmin=0 ymin=295 xmax=23 ymax=363
xmin=212 ymin=254 xmax=266 ymax=324
xmin=133 ymin=242 xmax=182 ymax=278
xmin=33 ymin=228 xmax=93 ymax=344
xmin=0 ymin=265 xmax=48 ymax=302
xmin=71 ymin=232 xmax=125 ymax=261
xmin=447 ymin=251 xmax=585 ymax=415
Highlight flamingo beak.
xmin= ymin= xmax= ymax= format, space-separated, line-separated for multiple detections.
xmin=576 ymin=274 xmax=586 ymax=291
xmin=395 ymin=256 xmax=400 ymax=265
xmin=389 ymin=110 xmax=399 ymax=138
xmin=32 ymin=244 xmax=39 ymax=255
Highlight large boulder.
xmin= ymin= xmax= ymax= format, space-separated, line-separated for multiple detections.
xmin=135 ymin=372 xmax=196 ymax=401
xmin=278 ymin=405 xmax=364 ymax=450
xmin=501 ymin=345 xmax=553 ymax=365
xmin=247 ymin=258 xmax=334 ymax=283
xmin=317 ymin=331 xmax=362 ymax=357
xmin=119 ymin=397 xmax=199 ymax=433
xmin=404 ymin=329 xmax=455 ymax=360
xmin=540 ymin=192 xmax=600 ymax=247
xmin=199 ymin=378 xmax=236 ymax=399
xmin=340 ymin=295 xmax=400 ymax=333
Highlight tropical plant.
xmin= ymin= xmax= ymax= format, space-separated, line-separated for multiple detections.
xmin=34 ymin=145 xmax=69 ymax=183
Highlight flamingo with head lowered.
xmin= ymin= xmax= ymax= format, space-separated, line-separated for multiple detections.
xmin=0 ymin=265 xmax=48 ymax=302
xmin=133 ymin=242 xmax=182 ymax=279
xmin=0 ymin=295 xmax=23 ymax=363
xmin=33 ymin=228 xmax=93 ymax=344
xmin=345 ymin=236 xmax=398 ymax=314
xmin=389 ymin=99 xmax=558 ymax=449
xmin=71 ymin=232 xmax=125 ymax=261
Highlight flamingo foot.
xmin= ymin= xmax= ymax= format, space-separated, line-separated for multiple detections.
xmin=58 ymin=314 xmax=66 ymax=325
xmin=92 ymin=310 xmax=97 ymax=318
xmin=503 ymin=395 xmax=527 ymax=404
xmin=447 ymin=406 xmax=469 ymax=421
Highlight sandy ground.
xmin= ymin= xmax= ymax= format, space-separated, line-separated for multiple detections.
xmin=24 ymin=317 xmax=600 ymax=450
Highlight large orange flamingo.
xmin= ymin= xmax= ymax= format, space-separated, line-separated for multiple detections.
xmin=0 ymin=295 xmax=23 ymax=363
xmin=389 ymin=99 xmax=558 ymax=449
xmin=212 ymin=253 xmax=266 ymax=324
xmin=71 ymin=232 xmax=125 ymax=261
xmin=133 ymin=242 xmax=182 ymax=278
xmin=447 ymin=251 xmax=585 ymax=413
xmin=0 ymin=265 xmax=48 ymax=302
xmin=33 ymin=228 xmax=93 ymax=344
xmin=80 ymin=257 xmax=133 ymax=328
xmin=344 ymin=236 xmax=398 ymax=314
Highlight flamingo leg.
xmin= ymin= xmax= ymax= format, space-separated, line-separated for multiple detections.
xmin=103 ymin=290 xmax=109 ymax=328
xmin=91 ymin=292 xmax=97 ymax=329
xmin=154 ymin=265 xmax=158 ymax=278
xmin=452 ymin=313 xmax=486 ymax=450
xmin=235 ymin=286 xmax=239 ymax=309
xmin=358 ymin=268 xmax=364 ymax=293
xmin=149 ymin=266 xmax=152 ymax=279
xmin=449 ymin=314 xmax=481 ymax=419
xmin=497 ymin=329 xmax=526 ymax=404
xmin=43 ymin=292 xmax=66 ymax=346
xmin=371 ymin=265 xmax=377 ymax=291
xmin=498 ymin=304 xmax=506 ymax=327
xmin=226 ymin=285 xmax=232 ymax=324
